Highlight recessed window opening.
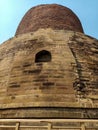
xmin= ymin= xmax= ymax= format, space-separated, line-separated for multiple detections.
xmin=35 ymin=50 xmax=51 ymax=62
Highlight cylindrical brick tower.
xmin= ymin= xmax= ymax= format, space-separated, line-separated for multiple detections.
xmin=0 ymin=4 xmax=98 ymax=130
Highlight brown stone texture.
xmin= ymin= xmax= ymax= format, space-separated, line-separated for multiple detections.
xmin=0 ymin=3 xmax=98 ymax=129
xmin=0 ymin=29 xmax=98 ymax=121
xmin=15 ymin=4 xmax=84 ymax=35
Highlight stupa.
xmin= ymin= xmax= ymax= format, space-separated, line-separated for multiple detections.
xmin=0 ymin=4 xmax=98 ymax=130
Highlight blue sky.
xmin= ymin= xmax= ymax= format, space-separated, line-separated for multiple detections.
xmin=0 ymin=0 xmax=98 ymax=43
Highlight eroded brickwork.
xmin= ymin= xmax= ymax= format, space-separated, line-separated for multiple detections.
xmin=15 ymin=4 xmax=83 ymax=35
xmin=0 ymin=29 xmax=98 ymax=120
xmin=0 ymin=3 xmax=98 ymax=129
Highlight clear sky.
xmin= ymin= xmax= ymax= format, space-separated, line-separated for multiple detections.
xmin=0 ymin=0 xmax=98 ymax=43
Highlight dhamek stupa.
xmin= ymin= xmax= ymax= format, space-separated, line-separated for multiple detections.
xmin=0 ymin=4 xmax=98 ymax=130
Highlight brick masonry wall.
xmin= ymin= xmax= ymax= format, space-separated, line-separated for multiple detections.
xmin=15 ymin=4 xmax=84 ymax=35
xmin=0 ymin=29 xmax=98 ymax=118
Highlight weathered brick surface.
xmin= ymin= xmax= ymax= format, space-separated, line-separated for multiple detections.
xmin=0 ymin=29 xmax=98 ymax=120
xmin=15 ymin=4 xmax=83 ymax=35
xmin=0 ymin=3 xmax=98 ymax=129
